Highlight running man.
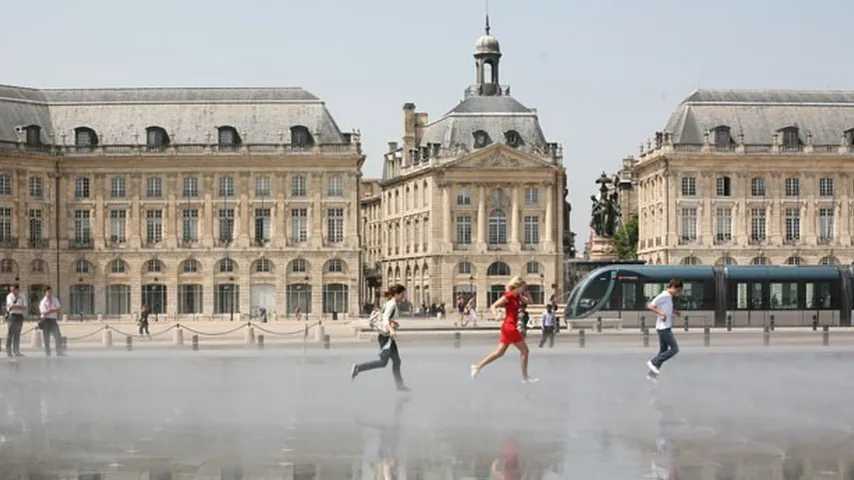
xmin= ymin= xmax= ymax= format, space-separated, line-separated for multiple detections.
xmin=471 ymin=276 xmax=538 ymax=383
xmin=646 ymin=279 xmax=683 ymax=379
xmin=351 ymin=284 xmax=410 ymax=392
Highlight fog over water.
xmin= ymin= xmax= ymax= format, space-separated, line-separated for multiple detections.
xmin=1 ymin=344 xmax=853 ymax=478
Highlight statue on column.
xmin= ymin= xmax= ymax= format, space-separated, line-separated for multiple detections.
xmin=590 ymin=172 xmax=620 ymax=238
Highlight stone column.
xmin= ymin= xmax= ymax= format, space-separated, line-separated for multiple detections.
xmin=510 ymin=185 xmax=520 ymax=249
xmin=442 ymin=185 xmax=451 ymax=249
xmin=166 ymin=175 xmax=177 ymax=248
xmin=545 ymin=181 xmax=554 ymax=247
xmin=275 ymin=190 xmax=286 ymax=248
xmin=476 ymin=185 xmax=487 ymax=251
xmin=237 ymin=173 xmax=250 ymax=248
xmin=310 ymin=173 xmax=323 ymax=248
xmin=702 ymin=174 xmax=713 ymax=247
xmin=129 ymin=175 xmax=141 ymax=249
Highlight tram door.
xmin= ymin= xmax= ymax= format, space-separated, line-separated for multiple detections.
xmin=729 ymin=282 xmax=766 ymax=327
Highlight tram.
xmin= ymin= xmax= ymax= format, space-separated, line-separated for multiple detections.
xmin=566 ymin=265 xmax=852 ymax=327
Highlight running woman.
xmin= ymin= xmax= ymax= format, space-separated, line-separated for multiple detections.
xmin=646 ymin=279 xmax=683 ymax=379
xmin=351 ymin=284 xmax=410 ymax=392
xmin=471 ymin=276 xmax=538 ymax=383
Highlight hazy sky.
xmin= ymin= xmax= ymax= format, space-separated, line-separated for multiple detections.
xmin=3 ymin=0 xmax=853 ymax=251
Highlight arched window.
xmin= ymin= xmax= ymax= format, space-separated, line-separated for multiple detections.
xmin=712 ymin=126 xmax=732 ymax=149
xmin=181 ymin=259 xmax=200 ymax=273
xmin=715 ymin=256 xmax=736 ymax=266
xmin=218 ymin=258 xmax=236 ymax=273
xmin=290 ymin=258 xmax=308 ymax=274
xmin=254 ymin=258 xmax=273 ymax=273
xmin=75 ymin=127 xmax=98 ymax=148
xmin=217 ymin=126 xmax=241 ymax=148
xmin=457 ymin=262 xmax=473 ymax=275
xmin=785 ymin=256 xmax=802 ymax=266
xmin=487 ymin=261 xmax=511 ymax=276
xmin=681 ymin=256 xmax=702 ymax=265
xmin=325 ymin=259 xmax=345 ymax=273
xmin=526 ymin=261 xmax=542 ymax=274
xmin=504 ymin=130 xmax=523 ymax=147
xmin=488 ymin=209 xmax=507 ymax=244
xmin=473 ymin=130 xmax=492 ymax=148
xmin=145 ymin=259 xmax=164 ymax=273
xmin=290 ymin=126 xmax=314 ymax=148
xmin=819 ymin=256 xmax=839 ymax=266
xmin=108 ymin=259 xmax=127 ymax=274
xmin=74 ymin=259 xmax=92 ymax=274
xmin=751 ymin=256 xmax=770 ymax=266
xmin=23 ymin=125 xmax=41 ymax=146
xmin=779 ymin=126 xmax=800 ymax=150
xmin=31 ymin=259 xmax=47 ymax=273
xmin=0 ymin=258 xmax=16 ymax=274
xmin=146 ymin=126 xmax=170 ymax=150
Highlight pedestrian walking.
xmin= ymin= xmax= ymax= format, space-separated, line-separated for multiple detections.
xmin=139 ymin=303 xmax=151 ymax=336
xmin=646 ymin=279 xmax=683 ymax=380
xmin=5 ymin=285 xmax=26 ymax=358
xmin=470 ymin=276 xmax=538 ymax=383
xmin=38 ymin=286 xmax=65 ymax=357
xmin=455 ymin=295 xmax=465 ymax=326
xmin=517 ymin=304 xmax=530 ymax=338
xmin=351 ymin=284 xmax=410 ymax=392
xmin=538 ymin=304 xmax=557 ymax=348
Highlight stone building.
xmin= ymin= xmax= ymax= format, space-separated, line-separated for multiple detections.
xmin=367 ymin=22 xmax=569 ymax=311
xmin=0 ymin=85 xmax=363 ymax=319
xmin=636 ymin=89 xmax=854 ymax=266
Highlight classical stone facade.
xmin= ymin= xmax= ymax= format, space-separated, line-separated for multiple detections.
xmin=0 ymin=86 xmax=363 ymax=319
xmin=362 ymin=25 xmax=569 ymax=311
xmin=636 ymin=89 xmax=854 ymax=266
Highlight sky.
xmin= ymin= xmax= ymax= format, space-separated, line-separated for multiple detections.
xmin=3 ymin=0 xmax=853 ymax=251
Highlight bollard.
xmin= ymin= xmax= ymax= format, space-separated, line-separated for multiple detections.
xmin=31 ymin=329 xmax=43 ymax=349
xmin=578 ymin=329 xmax=585 ymax=348
xmin=315 ymin=323 xmax=325 ymax=343
xmin=102 ymin=328 xmax=113 ymax=348
xmin=0 ymin=337 xmax=3 ymax=352
xmin=173 ymin=327 xmax=184 ymax=346
xmin=596 ymin=317 xmax=602 ymax=333
xmin=812 ymin=315 xmax=818 ymax=331
xmin=453 ymin=331 xmax=461 ymax=349
xmin=126 ymin=335 xmax=133 ymax=351
xmin=245 ymin=325 xmax=255 ymax=345
xmin=769 ymin=315 xmax=775 ymax=331
xmin=192 ymin=335 xmax=199 ymax=351
xmin=683 ymin=315 xmax=689 ymax=332
xmin=642 ymin=327 xmax=650 ymax=347
xmin=763 ymin=325 xmax=770 ymax=346
xmin=640 ymin=316 xmax=646 ymax=331
xmin=62 ymin=314 xmax=69 ymax=322
xmin=323 ymin=334 xmax=331 ymax=350
xmin=97 ymin=314 xmax=103 ymax=322
xmin=822 ymin=325 xmax=829 ymax=346
xmin=257 ymin=334 xmax=265 ymax=349
xmin=703 ymin=327 xmax=710 ymax=347
xmin=726 ymin=315 xmax=732 ymax=332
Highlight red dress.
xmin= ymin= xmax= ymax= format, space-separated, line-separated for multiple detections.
xmin=499 ymin=291 xmax=524 ymax=345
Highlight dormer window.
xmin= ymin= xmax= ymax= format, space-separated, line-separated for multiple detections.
xmin=504 ymin=130 xmax=523 ymax=148
xmin=712 ymin=126 xmax=732 ymax=149
xmin=75 ymin=127 xmax=98 ymax=148
xmin=24 ymin=125 xmax=41 ymax=146
xmin=146 ymin=127 xmax=169 ymax=150
xmin=779 ymin=127 xmax=801 ymax=150
xmin=218 ymin=126 xmax=241 ymax=148
xmin=291 ymin=126 xmax=314 ymax=148
xmin=473 ymin=130 xmax=491 ymax=149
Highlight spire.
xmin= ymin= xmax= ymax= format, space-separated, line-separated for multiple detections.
xmin=485 ymin=0 xmax=491 ymax=35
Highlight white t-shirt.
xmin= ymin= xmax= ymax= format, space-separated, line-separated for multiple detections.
xmin=40 ymin=296 xmax=61 ymax=320
xmin=376 ymin=299 xmax=398 ymax=335
xmin=5 ymin=292 xmax=26 ymax=315
xmin=650 ymin=290 xmax=674 ymax=330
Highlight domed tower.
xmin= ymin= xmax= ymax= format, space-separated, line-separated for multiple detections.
xmin=472 ymin=15 xmax=503 ymax=97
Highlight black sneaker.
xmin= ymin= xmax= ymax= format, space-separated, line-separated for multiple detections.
xmin=350 ymin=364 xmax=359 ymax=381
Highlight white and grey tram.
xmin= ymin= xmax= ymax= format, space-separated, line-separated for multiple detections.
xmin=566 ymin=265 xmax=852 ymax=327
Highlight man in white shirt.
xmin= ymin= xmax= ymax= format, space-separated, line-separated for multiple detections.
xmin=5 ymin=285 xmax=27 ymax=357
xmin=38 ymin=286 xmax=64 ymax=357
xmin=538 ymin=304 xmax=558 ymax=348
xmin=646 ymin=279 xmax=683 ymax=377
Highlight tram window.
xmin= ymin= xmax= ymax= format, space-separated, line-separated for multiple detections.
xmin=576 ymin=274 xmax=612 ymax=316
xmin=769 ymin=282 xmax=798 ymax=309
xmin=733 ymin=282 xmax=763 ymax=310
xmin=806 ymin=282 xmax=835 ymax=309
xmin=749 ymin=283 xmax=764 ymax=310
xmin=619 ymin=282 xmax=639 ymax=310
xmin=643 ymin=283 xmax=666 ymax=306
xmin=735 ymin=283 xmax=748 ymax=309
xmin=676 ymin=282 xmax=707 ymax=310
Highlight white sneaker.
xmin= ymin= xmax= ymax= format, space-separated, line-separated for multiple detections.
xmin=470 ymin=365 xmax=480 ymax=379
xmin=646 ymin=360 xmax=660 ymax=376
xmin=646 ymin=372 xmax=659 ymax=384
xmin=522 ymin=377 xmax=540 ymax=384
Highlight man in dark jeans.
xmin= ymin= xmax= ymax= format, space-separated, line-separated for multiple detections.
xmin=39 ymin=286 xmax=65 ymax=357
xmin=5 ymin=285 xmax=27 ymax=357
xmin=538 ymin=304 xmax=557 ymax=348
xmin=646 ymin=279 xmax=683 ymax=379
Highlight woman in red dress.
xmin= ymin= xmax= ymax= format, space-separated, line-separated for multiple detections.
xmin=471 ymin=276 xmax=538 ymax=383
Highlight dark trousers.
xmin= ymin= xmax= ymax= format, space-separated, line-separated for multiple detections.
xmin=5 ymin=314 xmax=23 ymax=355
xmin=651 ymin=328 xmax=679 ymax=369
xmin=139 ymin=320 xmax=150 ymax=335
xmin=539 ymin=326 xmax=556 ymax=348
xmin=42 ymin=318 xmax=62 ymax=356
xmin=355 ymin=335 xmax=405 ymax=388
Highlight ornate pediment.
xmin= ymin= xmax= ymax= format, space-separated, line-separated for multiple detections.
xmin=451 ymin=149 xmax=549 ymax=170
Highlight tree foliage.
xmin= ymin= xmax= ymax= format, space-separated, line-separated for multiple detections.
xmin=613 ymin=215 xmax=639 ymax=260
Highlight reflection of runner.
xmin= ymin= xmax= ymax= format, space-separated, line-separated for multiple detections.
xmin=357 ymin=396 xmax=410 ymax=480
xmin=491 ymin=439 xmax=522 ymax=480
xmin=462 ymin=296 xmax=478 ymax=327
xmin=471 ymin=276 xmax=538 ymax=383
xmin=351 ymin=285 xmax=410 ymax=392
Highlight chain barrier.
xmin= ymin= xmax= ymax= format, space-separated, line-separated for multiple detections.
xmin=147 ymin=324 xmax=178 ymax=338
xmin=107 ymin=325 xmax=138 ymax=338
xmin=179 ymin=323 xmax=247 ymax=337
xmin=55 ymin=320 xmax=320 ymax=343
xmin=252 ymin=322 xmax=319 ymax=337
xmin=21 ymin=326 xmax=35 ymax=336
xmin=66 ymin=326 xmax=107 ymax=341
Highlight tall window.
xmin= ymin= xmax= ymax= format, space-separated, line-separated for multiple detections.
xmin=785 ymin=207 xmax=800 ymax=243
xmin=182 ymin=209 xmax=198 ymax=242
xmin=109 ymin=260 xmax=127 ymax=274
xmin=715 ymin=207 xmax=731 ymax=243
xmin=255 ymin=208 xmax=271 ymax=244
xmin=458 ymin=262 xmax=473 ymax=275
xmin=456 ymin=215 xmax=472 ymax=244
xmin=457 ymin=190 xmax=471 ymax=206
xmin=680 ymin=207 xmax=697 ymax=242
xmin=750 ymin=208 xmax=766 ymax=243
xmin=291 ymin=175 xmax=306 ymax=197
xmin=681 ymin=177 xmax=696 ymax=196
xmin=146 ymin=176 xmax=162 ymax=198
xmin=322 ymin=284 xmax=348 ymax=314
xmin=74 ymin=210 xmax=91 ymax=244
xmin=28 ymin=209 xmax=43 ymax=242
xmin=183 ymin=176 xmax=199 ymax=198
xmin=219 ymin=176 xmax=235 ymax=198
xmin=24 ymin=125 xmax=41 ymax=146
xmin=75 ymin=177 xmax=90 ymax=199
xmin=214 ymin=284 xmax=239 ymax=314
xmin=751 ymin=177 xmax=766 ymax=197
xmin=715 ymin=176 xmax=731 ymax=197
xmin=146 ymin=259 xmax=163 ymax=273
xmin=0 ymin=208 xmax=11 ymax=242
xmin=819 ymin=177 xmax=834 ymax=197
xmin=488 ymin=210 xmax=507 ymax=245
xmin=819 ymin=207 xmax=834 ymax=243
xmin=327 ymin=208 xmax=344 ymax=243
xmin=785 ymin=177 xmax=800 ymax=197
xmin=326 ymin=259 xmax=344 ymax=273
xmin=70 ymin=285 xmax=95 ymax=315
xmin=713 ymin=126 xmax=732 ymax=149
xmin=218 ymin=258 xmax=236 ymax=273
xmin=182 ymin=259 xmax=200 ymax=273
xmin=106 ymin=285 xmax=131 ymax=315
xmin=109 ymin=210 xmax=126 ymax=243
xmin=523 ymin=215 xmax=540 ymax=244
xmin=327 ymin=175 xmax=343 ymax=197
xmin=781 ymin=127 xmax=800 ymax=150
xmin=525 ymin=187 xmax=539 ymax=205
xmin=254 ymin=258 xmax=273 ymax=273
xmin=111 ymin=176 xmax=126 ymax=198
xmin=291 ymin=208 xmax=307 ymax=242
xmin=255 ymin=175 xmax=271 ymax=197
xmin=0 ymin=175 xmax=10 ymax=196
xmin=178 ymin=285 xmax=203 ymax=314
xmin=290 ymin=258 xmax=307 ymax=273
xmin=145 ymin=210 xmax=163 ymax=244
xmin=218 ymin=208 xmax=234 ymax=243
xmin=29 ymin=176 xmax=43 ymax=198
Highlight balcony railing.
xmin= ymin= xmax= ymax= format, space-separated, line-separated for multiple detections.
xmin=0 ymin=237 xmax=17 ymax=249
xmin=0 ymin=140 xmax=361 ymax=156
xmin=70 ymin=239 xmax=92 ymax=249
xmin=28 ymin=238 xmax=49 ymax=249
xmin=215 ymin=238 xmax=233 ymax=248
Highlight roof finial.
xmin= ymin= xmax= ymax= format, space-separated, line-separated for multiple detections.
xmin=485 ymin=0 xmax=491 ymax=35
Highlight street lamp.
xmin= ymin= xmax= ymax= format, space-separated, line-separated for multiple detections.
xmin=228 ymin=276 xmax=235 ymax=321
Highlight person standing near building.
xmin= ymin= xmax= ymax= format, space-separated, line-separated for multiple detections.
xmin=351 ymin=284 xmax=410 ymax=392
xmin=39 ymin=286 xmax=64 ymax=357
xmin=5 ymin=285 xmax=26 ymax=358
xmin=470 ymin=276 xmax=538 ymax=383
xmin=646 ymin=279 xmax=683 ymax=379
xmin=538 ymin=304 xmax=557 ymax=348
xmin=139 ymin=303 xmax=151 ymax=336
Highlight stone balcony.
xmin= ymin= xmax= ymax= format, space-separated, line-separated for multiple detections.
xmin=0 ymin=140 xmax=361 ymax=157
